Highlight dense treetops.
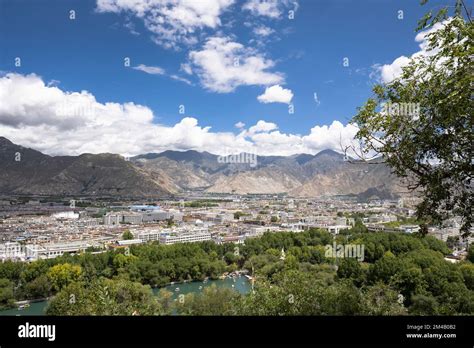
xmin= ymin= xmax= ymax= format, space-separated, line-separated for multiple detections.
xmin=0 ymin=226 xmax=472 ymax=315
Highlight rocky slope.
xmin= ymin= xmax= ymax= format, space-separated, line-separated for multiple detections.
xmin=0 ymin=137 xmax=406 ymax=199
xmin=133 ymin=148 xmax=405 ymax=198
xmin=0 ymin=137 xmax=171 ymax=197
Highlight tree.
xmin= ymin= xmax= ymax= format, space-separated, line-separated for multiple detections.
xmin=446 ymin=235 xmax=460 ymax=249
xmin=47 ymin=263 xmax=82 ymax=291
xmin=391 ymin=267 xmax=427 ymax=304
xmin=166 ymin=218 xmax=174 ymax=227
xmin=337 ymin=258 xmax=366 ymax=287
xmin=24 ymin=274 xmax=52 ymax=299
xmin=234 ymin=211 xmax=247 ymax=220
xmin=409 ymin=294 xmax=439 ymax=315
xmin=175 ymin=285 xmax=241 ymax=315
xmin=468 ymin=246 xmax=474 ymax=263
xmin=362 ymin=283 xmax=407 ymax=315
xmin=350 ymin=3 xmax=473 ymax=236
xmin=122 ymin=230 xmax=134 ymax=240
xmin=237 ymin=270 xmax=327 ymax=315
xmin=351 ymin=219 xmax=368 ymax=234
xmin=0 ymin=278 xmax=15 ymax=310
xmin=459 ymin=264 xmax=474 ymax=290
xmin=368 ymin=252 xmax=404 ymax=283
xmin=46 ymin=278 xmax=164 ymax=315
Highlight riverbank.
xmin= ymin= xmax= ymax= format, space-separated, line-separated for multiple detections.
xmin=0 ymin=276 xmax=251 ymax=316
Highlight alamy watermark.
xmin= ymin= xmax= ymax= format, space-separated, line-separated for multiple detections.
xmin=18 ymin=322 xmax=56 ymax=341
xmin=54 ymin=101 xmax=96 ymax=117
xmin=325 ymin=242 xmax=365 ymax=261
xmin=381 ymin=102 xmax=420 ymax=119
xmin=217 ymin=147 xmax=258 ymax=167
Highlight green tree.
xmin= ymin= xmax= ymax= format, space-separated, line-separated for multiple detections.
xmin=0 ymin=278 xmax=15 ymax=310
xmin=459 ymin=263 xmax=474 ymax=291
xmin=47 ymin=263 xmax=82 ymax=291
xmin=175 ymin=285 xmax=241 ymax=315
xmin=351 ymin=3 xmax=473 ymax=236
xmin=24 ymin=274 xmax=52 ymax=299
xmin=368 ymin=251 xmax=404 ymax=283
xmin=362 ymin=283 xmax=407 ymax=315
xmin=46 ymin=278 xmax=164 ymax=315
xmin=467 ymin=246 xmax=474 ymax=263
xmin=122 ymin=230 xmax=134 ymax=240
xmin=446 ymin=235 xmax=459 ymax=249
xmin=409 ymin=294 xmax=439 ymax=315
xmin=337 ymin=258 xmax=366 ymax=287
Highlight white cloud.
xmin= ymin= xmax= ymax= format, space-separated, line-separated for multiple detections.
xmin=132 ymin=64 xmax=191 ymax=85
xmin=124 ymin=20 xmax=140 ymax=36
xmin=376 ymin=20 xmax=450 ymax=83
xmin=180 ymin=63 xmax=193 ymax=75
xmin=313 ymin=92 xmax=320 ymax=106
xmin=169 ymin=74 xmax=192 ymax=85
xmin=257 ymin=84 xmax=293 ymax=104
xmin=243 ymin=0 xmax=297 ymax=19
xmin=96 ymin=0 xmax=235 ymax=49
xmin=235 ymin=121 xmax=245 ymax=129
xmin=188 ymin=36 xmax=284 ymax=93
xmin=253 ymin=25 xmax=274 ymax=36
xmin=248 ymin=120 xmax=278 ymax=134
xmin=0 ymin=73 xmax=358 ymax=157
xmin=302 ymin=121 xmax=359 ymax=153
xmin=133 ymin=64 xmax=165 ymax=75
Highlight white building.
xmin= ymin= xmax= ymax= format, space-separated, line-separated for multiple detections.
xmin=134 ymin=230 xmax=160 ymax=242
xmin=117 ymin=239 xmax=144 ymax=246
xmin=159 ymin=229 xmax=211 ymax=245
xmin=325 ymin=225 xmax=351 ymax=235
xmin=247 ymin=226 xmax=280 ymax=237
xmin=400 ymin=225 xmax=420 ymax=234
xmin=104 ymin=213 xmax=122 ymax=225
xmin=24 ymin=241 xmax=97 ymax=260
xmin=52 ymin=211 xmax=79 ymax=220
xmin=0 ymin=242 xmax=24 ymax=260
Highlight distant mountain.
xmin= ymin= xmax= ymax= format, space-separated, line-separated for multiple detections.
xmin=133 ymin=148 xmax=405 ymax=198
xmin=0 ymin=137 xmax=407 ymax=198
xmin=0 ymin=137 xmax=171 ymax=197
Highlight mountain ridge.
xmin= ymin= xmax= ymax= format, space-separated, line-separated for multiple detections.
xmin=0 ymin=137 xmax=402 ymax=199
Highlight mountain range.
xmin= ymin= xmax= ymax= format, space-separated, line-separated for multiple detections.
xmin=0 ymin=136 xmax=407 ymax=199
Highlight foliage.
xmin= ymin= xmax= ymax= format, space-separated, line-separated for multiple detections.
xmin=0 ymin=226 xmax=472 ymax=315
xmin=175 ymin=285 xmax=241 ymax=315
xmin=351 ymin=7 xmax=473 ymax=236
xmin=46 ymin=278 xmax=166 ymax=315
xmin=122 ymin=230 xmax=134 ymax=240
xmin=0 ymin=278 xmax=15 ymax=310
xmin=47 ymin=263 xmax=82 ymax=292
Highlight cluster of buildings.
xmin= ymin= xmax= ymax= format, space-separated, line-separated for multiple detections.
xmin=103 ymin=205 xmax=183 ymax=225
xmin=0 ymin=195 xmax=471 ymax=262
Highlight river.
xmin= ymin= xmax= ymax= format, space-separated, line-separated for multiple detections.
xmin=0 ymin=276 xmax=251 ymax=316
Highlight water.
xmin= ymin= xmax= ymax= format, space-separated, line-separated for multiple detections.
xmin=0 ymin=276 xmax=251 ymax=316
xmin=0 ymin=301 xmax=48 ymax=316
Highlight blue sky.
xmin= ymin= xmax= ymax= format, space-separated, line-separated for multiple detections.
xmin=0 ymin=0 xmax=447 ymax=156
